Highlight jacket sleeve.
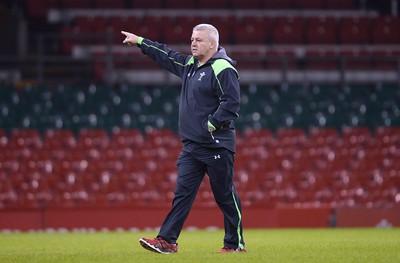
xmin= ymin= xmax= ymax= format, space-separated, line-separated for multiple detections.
xmin=137 ymin=37 xmax=192 ymax=78
xmin=208 ymin=63 xmax=240 ymax=130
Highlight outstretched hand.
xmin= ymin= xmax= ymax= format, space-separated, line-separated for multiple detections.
xmin=121 ymin=31 xmax=139 ymax=46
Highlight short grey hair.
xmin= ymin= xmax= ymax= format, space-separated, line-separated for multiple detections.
xmin=193 ymin=23 xmax=219 ymax=46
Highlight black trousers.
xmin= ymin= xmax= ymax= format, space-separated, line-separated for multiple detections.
xmin=158 ymin=143 xmax=245 ymax=249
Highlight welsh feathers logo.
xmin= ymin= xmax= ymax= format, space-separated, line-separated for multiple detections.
xmin=198 ymin=72 xmax=206 ymax=81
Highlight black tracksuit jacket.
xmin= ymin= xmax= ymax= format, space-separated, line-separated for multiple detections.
xmin=136 ymin=37 xmax=240 ymax=153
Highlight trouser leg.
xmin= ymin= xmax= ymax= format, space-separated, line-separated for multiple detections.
xmin=206 ymin=148 xmax=245 ymax=249
xmin=158 ymin=151 xmax=205 ymax=244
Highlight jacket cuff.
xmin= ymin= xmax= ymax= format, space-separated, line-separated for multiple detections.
xmin=137 ymin=37 xmax=144 ymax=45
xmin=208 ymin=115 xmax=221 ymax=130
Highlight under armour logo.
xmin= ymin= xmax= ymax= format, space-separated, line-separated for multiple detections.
xmin=214 ymin=155 xmax=220 ymax=159
xmin=198 ymin=72 xmax=206 ymax=81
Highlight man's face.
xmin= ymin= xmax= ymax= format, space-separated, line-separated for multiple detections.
xmin=191 ymin=30 xmax=214 ymax=61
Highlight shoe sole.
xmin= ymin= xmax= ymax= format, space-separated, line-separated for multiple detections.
xmin=216 ymin=246 xmax=247 ymax=253
xmin=217 ymin=250 xmax=247 ymax=253
xmin=139 ymin=238 xmax=174 ymax=254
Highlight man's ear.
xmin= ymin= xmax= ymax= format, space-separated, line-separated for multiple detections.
xmin=210 ymin=40 xmax=216 ymax=50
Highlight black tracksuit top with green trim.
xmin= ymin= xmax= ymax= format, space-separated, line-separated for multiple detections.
xmin=137 ymin=38 xmax=240 ymax=153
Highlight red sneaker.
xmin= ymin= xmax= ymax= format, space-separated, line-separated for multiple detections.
xmin=217 ymin=246 xmax=247 ymax=253
xmin=139 ymin=237 xmax=178 ymax=254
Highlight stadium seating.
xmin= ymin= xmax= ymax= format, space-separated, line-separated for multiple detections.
xmin=371 ymin=16 xmax=400 ymax=44
xmin=1 ymin=83 xmax=399 ymax=209
xmin=26 ymin=0 xmax=360 ymax=13
xmin=2 ymin=0 xmax=399 ymax=212
xmin=57 ymin=13 xmax=400 ymax=46
xmin=305 ymin=16 xmax=337 ymax=45
xmin=30 ymin=0 xmax=397 ymax=79
xmin=54 ymin=12 xmax=400 ymax=75
xmin=338 ymin=16 xmax=371 ymax=44
xmin=325 ymin=0 xmax=357 ymax=9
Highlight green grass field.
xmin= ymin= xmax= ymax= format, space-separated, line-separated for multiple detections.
xmin=0 ymin=228 xmax=399 ymax=263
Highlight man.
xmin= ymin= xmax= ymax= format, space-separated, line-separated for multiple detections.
xmin=121 ymin=24 xmax=245 ymax=254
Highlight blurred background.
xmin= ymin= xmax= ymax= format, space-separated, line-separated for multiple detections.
xmin=0 ymin=0 xmax=399 ymax=230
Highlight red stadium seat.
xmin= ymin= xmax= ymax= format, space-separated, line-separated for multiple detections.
xmin=27 ymin=0 xmax=58 ymax=17
xmin=275 ymin=127 xmax=307 ymax=146
xmin=44 ymin=129 xmax=77 ymax=149
xmin=165 ymin=0 xmax=197 ymax=8
xmin=339 ymin=16 xmax=371 ymax=44
xmin=242 ymin=16 xmax=273 ymax=29
xmin=197 ymin=0 xmax=230 ymax=9
xmin=340 ymin=49 xmax=373 ymax=70
xmin=294 ymin=0 xmax=323 ymax=9
xmin=209 ymin=16 xmax=237 ymax=44
xmin=109 ymin=16 xmax=142 ymax=44
xmin=305 ymin=16 xmax=337 ymax=44
xmin=176 ymin=16 xmax=207 ymax=28
xmin=95 ymin=0 xmax=125 ymax=8
xmin=273 ymin=16 xmax=305 ymax=44
xmin=111 ymin=128 xmax=144 ymax=148
xmin=341 ymin=126 xmax=371 ymax=145
xmin=91 ymin=16 xmax=109 ymax=35
xmin=374 ymin=127 xmax=400 ymax=146
xmin=139 ymin=16 xmax=175 ymax=41
xmin=162 ymin=16 xmax=203 ymax=44
xmin=9 ymin=129 xmax=42 ymax=149
xmin=266 ymin=49 xmax=298 ymax=70
xmin=60 ymin=26 xmax=81 ymax=53
xmin=234 ymin=23 xmax=267 ymax=45
xmin=0 ymin=129 xmax=8 ymax=148
xmin=325 ymin=0 xmax=357 ymax=9
xmin=309 ymin=127 xmax=339 ymax=145
xmin=62 ymin=0 xmax=94 ymax=8
xmin=144 ymin=129 xmax=179 ymax=153
xmin=232 ymin=0 xmax=262 ymax=9
xmin=242 ymin=128 xmax=274 ymax=147
xmin=78 ymin=128 xmax=110 ymax=149
xmin=264 ymin=0 xmax=293 ymax=9
xmin=231 ymin=49 xmax=266 ymax=69
xmin=131 ymin=0 xmax=163 ymax=9
xmin=371 ymin=16 xmax=400 ymax=44
xmin=110 ymin=16 xmax=140 ymax=33
xmin=235 ymin=16 xmax=273 ymax=44
xmin=373 ymin=49 xmax=400 ymax=70
xmin=305 ymin=48 xmax=340 ymax=70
